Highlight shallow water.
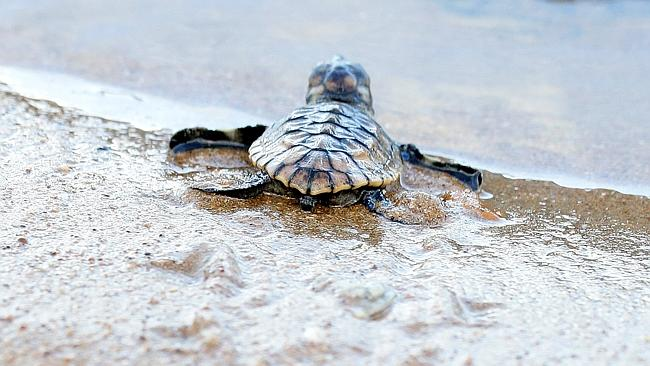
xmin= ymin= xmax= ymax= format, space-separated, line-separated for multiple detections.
xmin=1 ymin=1 xmax=650 ymax=365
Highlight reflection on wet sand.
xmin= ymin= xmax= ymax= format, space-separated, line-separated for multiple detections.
xmin=484 ymin=172 xmax=650 ymax=258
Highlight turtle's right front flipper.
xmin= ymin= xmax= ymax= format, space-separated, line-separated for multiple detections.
xmin=399 ymin=144 xmax=482 ymax=191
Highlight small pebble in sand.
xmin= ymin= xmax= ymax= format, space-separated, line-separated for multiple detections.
xmin=57 ymin=164 xmax=72 ymax=174
xmin=339 ymin=282 xmax=397 ymax=320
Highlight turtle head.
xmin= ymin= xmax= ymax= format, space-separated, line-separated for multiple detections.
xmin=306 ymin=55 xmax=374 ymax=114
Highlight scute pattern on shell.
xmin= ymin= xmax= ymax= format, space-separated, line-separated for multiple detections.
xmin=249 ymin=102 xmax=402 ymax=195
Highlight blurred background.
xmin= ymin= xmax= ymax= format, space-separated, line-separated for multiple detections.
xmin=1 ymin=0 xmax=649 ymax=194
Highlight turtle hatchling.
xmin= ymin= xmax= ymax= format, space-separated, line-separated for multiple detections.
xmin=169 ymin=56 xmax=483 ymax=223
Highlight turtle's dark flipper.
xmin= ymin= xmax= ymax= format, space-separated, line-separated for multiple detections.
xmin=191 ymin=167 xmax=271 ymax=199
xmin=169 ymin=125 xmax=268 ymax=168
xmin=169 ymin=127 xmax=271 ymax=197
xmin=171 ymin=138 xmax=249 ymax=154
xmin=299 ymin=196 xmax=318 ymax=212
xmin=169 ymin=125 xmax=268 ymax=150
xmin=399 ymin=144 xmax=482 ymax=191
xmin=194 ymin=184 xmax=265 ymax=199
xmin=170 ymin=127 xmax=235 ymax=149
xmin=361 ymin=190 xmax=387 ymax=213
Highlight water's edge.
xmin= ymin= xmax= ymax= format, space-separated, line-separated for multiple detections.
xmin=2 ymin=65 xmax=648 ymax=198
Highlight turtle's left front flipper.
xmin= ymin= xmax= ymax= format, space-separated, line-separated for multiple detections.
xmin=170 ymin=125 xmax=268 ymax=152
xmin=400 ymin=144 xmax=482 ymax=191
xmin=168 ymin=126 xmax=272 ymax=198
xmin=362 ymin=190 xmax=446 ymax=226
xmin=169 ymin=125 xmax=268 ymax=169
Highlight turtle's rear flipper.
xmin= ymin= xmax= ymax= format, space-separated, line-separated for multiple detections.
xmin=399 ymin=144 xmax=482 ymax=191
xmin=190 ymin=167 xmax=271 ymax=199
xmin=169 ymin=125 xmax=268 ymax=150
xmin=362 ymin=190 xmax=445 ymax=226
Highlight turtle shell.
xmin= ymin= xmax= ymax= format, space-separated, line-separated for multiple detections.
xmin=249 ymin=102 xmax=402 ymax=195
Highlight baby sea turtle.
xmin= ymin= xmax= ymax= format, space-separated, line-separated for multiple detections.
xmin=169 ymin=56 xmax=482 ymax=223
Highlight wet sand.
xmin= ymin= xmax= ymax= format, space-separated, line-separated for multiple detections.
xmin=1 ymin=74 xmax=649 ymax=366
xmin=1 ymin=1 xmax=649 ymax=365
